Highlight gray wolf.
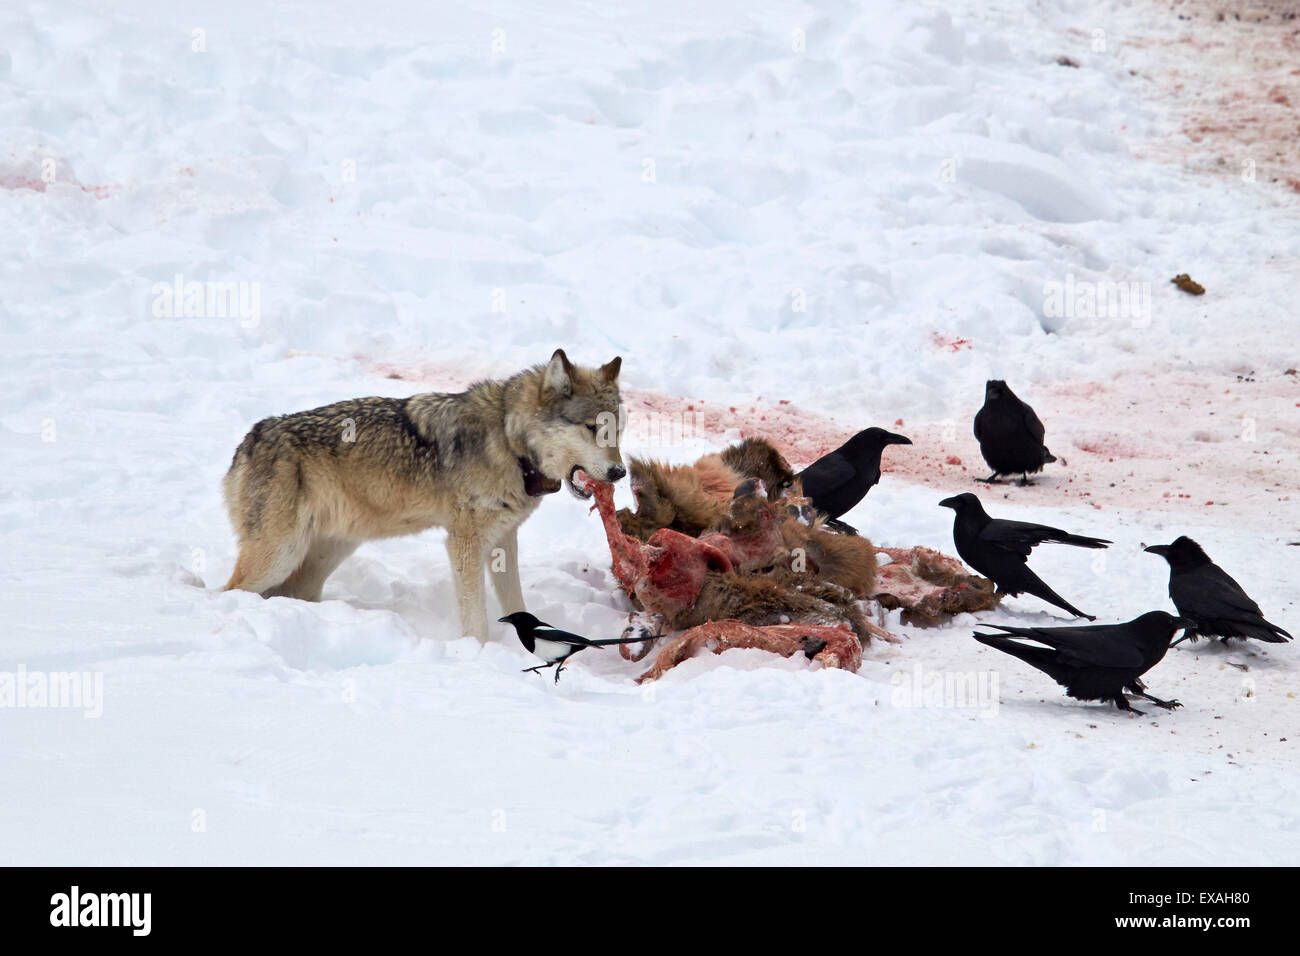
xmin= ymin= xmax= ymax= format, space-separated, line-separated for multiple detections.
xmin=222 ymin=349 xmax=625 ymax=640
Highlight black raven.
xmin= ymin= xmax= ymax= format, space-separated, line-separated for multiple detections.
xmin=797 ymin=427 xmax=911 ymax=534
xmin=973 ymin=379 xmax=1058 ymax=485
xmin=939 ymin=492 xmax=1110 ymax=619
xmin=974 ymin=611 xmax=1192 ymax=715
xmin=1145 ymin=537 xmax=1292 ymax=645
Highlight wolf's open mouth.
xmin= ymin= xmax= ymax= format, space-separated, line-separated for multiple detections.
xmin=566 ymin=466 xmax=595 ymax=500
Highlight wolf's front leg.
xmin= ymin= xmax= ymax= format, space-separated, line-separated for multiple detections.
xmin=489 ymin=526 xmax=526 ymax=617
xmin=446 ymin=528 xmax=490 ymax=642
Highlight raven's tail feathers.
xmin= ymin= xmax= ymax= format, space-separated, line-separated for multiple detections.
xmin=974 ymin=633 xmax=1061 ymax=673
xmin=1234 ymin=620 xmax=1293 ymax=643
xmin=1020 ymin=567 xmax=1095 ymax=620
xmin=1055 ymin=532 xmax=1111 ymax=550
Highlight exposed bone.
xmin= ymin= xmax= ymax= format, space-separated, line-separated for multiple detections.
xmin=638 ymin=620 xmax=862 ymax=682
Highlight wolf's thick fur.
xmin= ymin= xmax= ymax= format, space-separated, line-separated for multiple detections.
xmin=223 ymin=349 xmax=624 ymax=641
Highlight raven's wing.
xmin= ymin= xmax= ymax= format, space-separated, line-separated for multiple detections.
xmin=973 ymin=403 xmax=988 ymax=442
xmin=1021 ymin=401 xmax=1046 ymax=445
xmin=982 ymin=623 xmax=1144 ymax=669
xmin=798 ymin=451 xmax=856 ymax=500
xmin=1174 ymin=564 xmax=1292 ymax=640
xmin=978 ymin=518 xmax=1090 ymax=557
xmin=1173 ymin=564 xmax=1267 ymax=621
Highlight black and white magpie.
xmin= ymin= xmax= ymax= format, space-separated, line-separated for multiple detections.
xmin=498 ymin=612 xmax=649 ymax=682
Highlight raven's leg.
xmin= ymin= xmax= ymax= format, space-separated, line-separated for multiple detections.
xmin=974 ymin=473 xmax=1005 ymax=484
xmin=1144 ymin=695 xmax=1181 ymax=710
xmin=1126 ymin=683 xmax=1182 ymax=710
xmin=1016 ymin=473 xmax=1035 ymax=487
xmin=1113 ymin=695 xmax=1145 ymax=716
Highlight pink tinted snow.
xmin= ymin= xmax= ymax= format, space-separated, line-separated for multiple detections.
xmin=1126 ymin=0 xmax=1300 ymax=195
xmin=359 ymin=356 xmax=1299 ymax=533
xmin=0 ymin=155 xmax=114 ymax=198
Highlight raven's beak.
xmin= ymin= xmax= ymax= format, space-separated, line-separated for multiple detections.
xmin=938 ymin=496 xmax=958 ymax=509
xmin=886 ymin=432 xmax=912 ymax=446
xmin=1144 ymin=544 xmax=1171 ymax=557
xmin=1169 ymin=617 xmax=1195 ymax=645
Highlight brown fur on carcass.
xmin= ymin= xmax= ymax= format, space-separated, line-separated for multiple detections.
xmin=617 ymin=453 xmax=741 ymax=540
xmin=719 ymin=437 xmax=797 ymax=500
xmin=616 ymin=437 xmax=797 ymax=540
xmin=670 ymin=569 xmax=874 ymax=646
xmin=611 ymin=471 xmax=875 ymax=645
xmin=583 ymin=473 xmax=898 ymax=663
xmin=781 ymin=512 xmax=878 ymax=598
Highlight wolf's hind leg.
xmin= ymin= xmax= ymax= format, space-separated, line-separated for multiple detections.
xmin=489 ymin=526 xmax=526 ymax=617
xmin=264 ymin=537 xmax=358 ymax=601
xmin=223 ymin=451 xmax=314 ymax=597
xmin=224 ymin=529 xmax=312 ymax=597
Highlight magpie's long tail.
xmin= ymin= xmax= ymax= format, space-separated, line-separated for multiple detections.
xmin=588 ymin=634 xmax=663 ymax=646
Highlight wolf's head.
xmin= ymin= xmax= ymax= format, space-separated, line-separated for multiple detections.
xmin=528 ymin=348 xmax=626 ymax=496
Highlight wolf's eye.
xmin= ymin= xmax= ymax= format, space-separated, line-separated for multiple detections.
xmin=586 ymin=424 xmax=599 ymax=436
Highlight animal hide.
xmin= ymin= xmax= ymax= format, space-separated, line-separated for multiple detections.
xmin=873 ymin=546 xmax=1001 ymax=621
xmin=576 ymin=452 xmax=1000 ymax=679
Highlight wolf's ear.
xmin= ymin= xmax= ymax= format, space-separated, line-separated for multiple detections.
xmin=544 ymin=348 xmax=574 ymax=396
xmin=601 ymin=356 xmax=622 ymax=382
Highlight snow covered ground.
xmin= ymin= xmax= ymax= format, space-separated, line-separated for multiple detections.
xmin=1 ymin=0 xmax=1297 ymax=864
